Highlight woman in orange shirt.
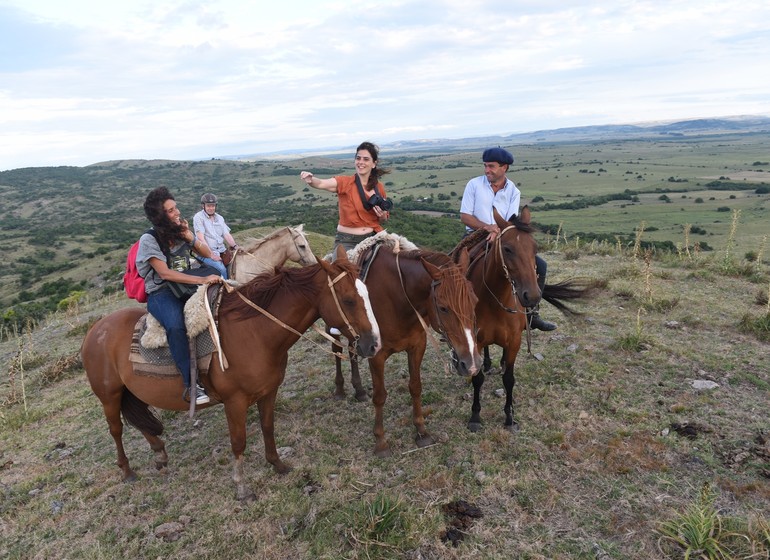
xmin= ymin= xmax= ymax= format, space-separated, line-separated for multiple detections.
xmin=300 ymin=141 xmax=392 ymax=254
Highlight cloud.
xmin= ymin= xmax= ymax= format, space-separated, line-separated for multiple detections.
xmin=1 ymin=0 xmax=769 ymax=169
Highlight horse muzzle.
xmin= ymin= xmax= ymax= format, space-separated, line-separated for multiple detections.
xmin=354 ymin=331 xmax=381 ymax=358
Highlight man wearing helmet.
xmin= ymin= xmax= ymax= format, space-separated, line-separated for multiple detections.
xmin=193 ymin=193 xmax=239 ymax=279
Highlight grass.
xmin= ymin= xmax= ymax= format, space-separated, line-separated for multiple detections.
xmin=1 ymin=208 xmax=769 ymax=558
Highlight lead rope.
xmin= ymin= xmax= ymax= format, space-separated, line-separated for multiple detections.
xmin=223 ymin=274 xmax=350 ymax=360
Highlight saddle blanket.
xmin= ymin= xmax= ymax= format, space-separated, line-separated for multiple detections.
xmin=129 ymin=315 xmax=215 ymax=379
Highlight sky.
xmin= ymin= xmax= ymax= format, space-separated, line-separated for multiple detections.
xmin=1 ymin=0 xmax=769 ymax=170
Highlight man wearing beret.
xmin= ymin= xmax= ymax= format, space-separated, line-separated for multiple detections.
xmin=460 ymin=147 xmax=557 ymax=331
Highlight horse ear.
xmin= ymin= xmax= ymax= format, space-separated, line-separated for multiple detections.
xmin=493 ymin=207 xmax=508 ymax=229
xmin=420 ymin=258 xmax=442 ymax=281
xmin=454 ymin=247 xmax=471 ymax=274
xmin=296 ymin=224 xmax=304 ymax=232
xmin=334 ymin=245 xmax=348 ymax=262
xmin=519 ymin=205 xmax=531 ymax=225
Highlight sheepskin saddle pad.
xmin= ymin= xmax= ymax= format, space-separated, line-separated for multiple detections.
xmin=324 ymin=231 xmax=419 ymax=282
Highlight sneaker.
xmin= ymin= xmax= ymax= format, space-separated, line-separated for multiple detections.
xmin=195 ymin=384 xmax=210 ymax=405
xmin=329 ymin=327 xmax=342 ymax=336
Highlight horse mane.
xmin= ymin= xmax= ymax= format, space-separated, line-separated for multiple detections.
xmin=508 ymin=212 xmax=536 ymax=234
xmin=220 ymin=264 xmax=317 ymax=320
xmin=401 ymin=249 xmax=476 ymax=322
xmin=240 ymin=226 xmax=294 ymax=253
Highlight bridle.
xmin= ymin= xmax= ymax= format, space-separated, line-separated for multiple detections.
xmin=478 ymin=224 xmax=537 ymax=351
xmin=288 ymin=226 xmax=315 ymax=266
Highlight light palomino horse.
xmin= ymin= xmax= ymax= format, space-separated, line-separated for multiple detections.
xmin=82 ymin=246 xmax=381 ymax=501
xmin=230 ymin=224 xmax=316 ymax=283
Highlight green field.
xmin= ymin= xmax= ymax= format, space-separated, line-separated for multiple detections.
xmin=1 ymin=133 xmax=768 ymax=323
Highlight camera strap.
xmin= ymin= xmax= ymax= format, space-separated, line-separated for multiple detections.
xmin=354 ymin=173 xmax=384 ymax=211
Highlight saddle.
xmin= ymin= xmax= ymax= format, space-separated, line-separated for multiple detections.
xmin=130 ymin=284 xmax=226 ymax=378
xmin=129 ymin=315 xmax=215 ymax=378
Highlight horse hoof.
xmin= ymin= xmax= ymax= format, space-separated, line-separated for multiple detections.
xmin=354 ymin=391 xmax=368 ymax=402
xmin=467 ymin=422 xmax=483 ymax=433
xmin=122 ymin=471 xmax=138 ymax=483
xmin=504 ymin=422 xmax=520 ymax=433
xmin=236 ymin=489 xmax=257 ymax=502
xmin=415 ymin=434 xmax=435 ymax=448
xmin=374 ymin=447 xmax=392 ymax=459
xmin=273 ymin=462 xmax=292 ymax=475
xmin=332 ymin=391 xmax=345 ymax=401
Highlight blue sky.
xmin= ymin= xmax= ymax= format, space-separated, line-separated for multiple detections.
xmin=1 ymin=0 xmax=768 ymax=170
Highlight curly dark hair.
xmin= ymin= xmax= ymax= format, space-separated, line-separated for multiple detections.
xmin=357 ymin=141 xmax=391 ymax=191
xmin=143 ymin=186 xmax=186 ymax=248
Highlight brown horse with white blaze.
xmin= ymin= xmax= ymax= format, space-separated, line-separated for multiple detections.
xmin=333 ymin=243 xmax=481 ymax=457
xmin=81 ymin=246 xmax=380 ymax=501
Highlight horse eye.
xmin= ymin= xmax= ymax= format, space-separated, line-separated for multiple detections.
xmin=439 ymin=306 xmax=449 ymax=314
xmin=343 ymin=298 xmax=356 ymax=307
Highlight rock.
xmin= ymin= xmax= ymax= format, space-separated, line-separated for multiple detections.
xmin=567 ymin=344 xmax=579 ymax=353
xmin=691 ymin=380 xmax=719 ymax=390
xmin=155 ymin=522 xmax=184 ymax=542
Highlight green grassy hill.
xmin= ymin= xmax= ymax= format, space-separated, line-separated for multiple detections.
xmin=1 ymin=227 xmax=768 ymax=558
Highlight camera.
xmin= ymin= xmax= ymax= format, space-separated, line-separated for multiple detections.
xmin=367 ymin=193 xmax=393 ymax=211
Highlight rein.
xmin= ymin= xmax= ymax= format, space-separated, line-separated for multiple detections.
xmin=395 ymin=253 xmax=452 ymax=361
xmin=224 ymin=270 xmax=353 ymax=360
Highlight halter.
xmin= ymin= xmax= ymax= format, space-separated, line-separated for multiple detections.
xmin=288 ymin=226 xmax=314 ymax=266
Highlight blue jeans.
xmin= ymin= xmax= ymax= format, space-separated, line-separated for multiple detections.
xmin=147 ymin=288 xmax=191 ymax=387
xmin=199 ymin=256 xmax=228 ymax=279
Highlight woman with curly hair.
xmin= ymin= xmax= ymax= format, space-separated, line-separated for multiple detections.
xmin=135 ymin=186 xmax=223 ymax=405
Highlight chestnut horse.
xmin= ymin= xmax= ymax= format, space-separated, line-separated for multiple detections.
xmin=231 ymin=224 xmax=316 ymax=283
xmin=332 ymin=241 xmax=481 ymax=457
xmin=454 ymin=206 xmax=597 ymax=432
xmin=82 ymin=246 xmax=380 ymax=501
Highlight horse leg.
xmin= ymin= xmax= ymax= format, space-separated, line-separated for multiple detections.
xmin=101 ymin=397 xmax=137 ymax=482
xmin=223 ymin=399 xmax=257 ymax=502
xmin=349 ymin=348 xmax=367 ymax=402
xmin=256 ymin=392 xmax=291 ymax=475
xmin=369 ymin=354 xmax=391 ymax=458
xmin=468 ymin=370 xmax=485 ymax=433
xmin=501 ymin=350 xmax=519 ymax=432
xmin=406 ymin=346 xmax=434 ymax=448
xmin=482 ymin=346 xmax=493 ymax=374
xmin=332 ymin=337 xmax=346 ymax=400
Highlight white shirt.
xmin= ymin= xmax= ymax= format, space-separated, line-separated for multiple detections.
xmin=460 ymin=175 xmax=521 ymax=232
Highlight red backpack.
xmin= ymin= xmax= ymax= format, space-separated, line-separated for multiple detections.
xmin=124 ymin=229 xmax=160 ymax=303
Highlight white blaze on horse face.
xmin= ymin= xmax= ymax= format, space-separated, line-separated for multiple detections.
xmin=464 ymin=328 xmax=476 ymax=361
xmin=355 ymin=278 xmax=382 ymax=352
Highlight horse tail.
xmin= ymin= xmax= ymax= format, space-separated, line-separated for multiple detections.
xmin=121 ymin=389 xmax=164 ymax=437
xmin=542 ymin=278 xmax=606 ymax=316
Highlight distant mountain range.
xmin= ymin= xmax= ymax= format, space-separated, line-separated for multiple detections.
xmin=228 ymin=115 xmax=770 ymax=160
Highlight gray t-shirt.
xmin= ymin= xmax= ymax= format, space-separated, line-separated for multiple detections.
xmin=135 ymin=232 xmax=194 ymax=295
